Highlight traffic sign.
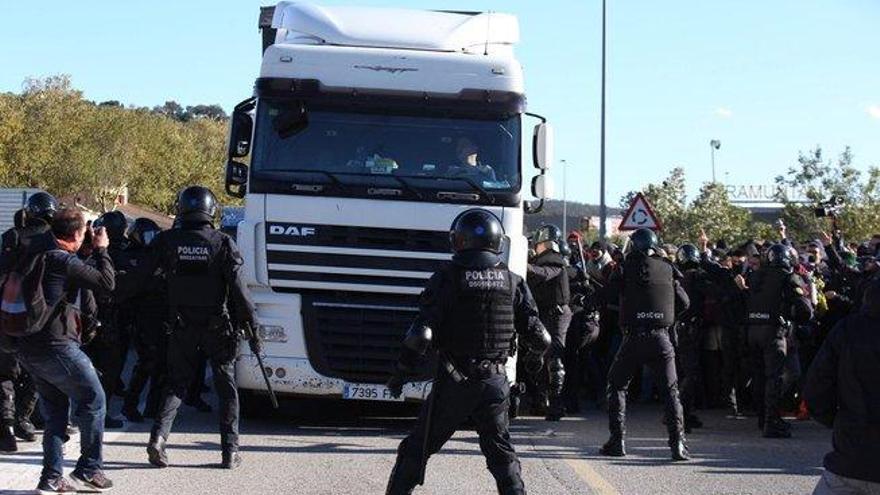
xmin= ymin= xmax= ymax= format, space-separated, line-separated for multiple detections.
xmin=618 ymin=193 xmax=662 ymax=231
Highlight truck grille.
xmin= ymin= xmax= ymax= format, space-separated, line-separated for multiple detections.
xmin=266 ymin=223 xmax=451 ymax=294
xmin=301 ymin=292 xmax=433 ymax=383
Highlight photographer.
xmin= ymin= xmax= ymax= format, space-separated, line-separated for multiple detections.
xmin=16 ymin=207 xmax=116 ymax=492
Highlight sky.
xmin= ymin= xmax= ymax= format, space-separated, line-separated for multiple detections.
xmin=2 ymin=0 xmax=879 ymax=208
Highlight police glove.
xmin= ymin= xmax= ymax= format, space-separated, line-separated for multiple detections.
xmin=386 ymin=373 xmax=406 ymax=399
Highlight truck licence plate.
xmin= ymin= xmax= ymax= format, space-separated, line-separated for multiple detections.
xmin=342 ymin=383 xmax=404 ymax=402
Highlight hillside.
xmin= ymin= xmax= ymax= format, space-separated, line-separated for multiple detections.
xmin=524 ymin=199 xmax=621 ymax=233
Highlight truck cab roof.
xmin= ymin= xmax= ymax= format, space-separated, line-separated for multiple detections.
xmin=269 ymin=2 xmax=519 ymax=56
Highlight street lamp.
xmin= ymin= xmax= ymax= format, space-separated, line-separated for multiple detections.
xmin=710 ymin=139 xmax=721 ymax=183
xmin=599 ymin=0 xmax=608 ymax=240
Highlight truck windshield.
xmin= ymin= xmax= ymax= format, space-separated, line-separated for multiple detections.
xmin=251 ymin=100 xmax=521 ymax=199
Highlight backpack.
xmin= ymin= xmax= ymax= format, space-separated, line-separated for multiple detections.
xmin=0 ymin=227 xmax=64 ymax=338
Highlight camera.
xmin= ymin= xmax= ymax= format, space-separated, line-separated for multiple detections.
xmin=814 ymin=196 xmax=845 ymax=218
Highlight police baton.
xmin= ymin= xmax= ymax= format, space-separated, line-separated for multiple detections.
xmin=244 ymin=322 xmax=279 ymax=409
xmin=417 ymin=357 xmax=440 ymax=486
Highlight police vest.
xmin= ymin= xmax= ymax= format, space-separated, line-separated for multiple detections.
xmin=440 ymin=263 xmax=516 ymax=359
xmin=745 ymin=267 xmax=789 ymax=325
xmin=622 ymin=255 xmax=676 ymax=327
xmin=162 ymin=227 xmax=226 ymax=309
xmin=529 ymin=251 xmax=571 ymax=309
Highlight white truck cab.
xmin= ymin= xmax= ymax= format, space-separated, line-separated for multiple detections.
xmin=227 ymin=3 xmax=554 ymax=405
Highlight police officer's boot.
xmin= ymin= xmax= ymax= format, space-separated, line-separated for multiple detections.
xmin=600 ymin=434 xmax=625 ymax=457
xmin=385 ymin=457 xmax=418 ymax=495
xmin=545 ymin=394 xmax=566 ymax=422
xmin=147 ymin=434 xmax=168 ymax=468
xmin=669 ymin=433 xmax=691 ymax=461
xmin=0 ymin=424 xmax=18 ymax=452
xmin=221 ymin=449 xmax=242 ymax=470
xmin=762 ymin=416 xmax=792 ymax=439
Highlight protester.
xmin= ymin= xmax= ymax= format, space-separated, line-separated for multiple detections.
xmin=805 ymin=277 xmax=880 ymax=495
xmin=13 ymin=205 xmax=116 ymax=492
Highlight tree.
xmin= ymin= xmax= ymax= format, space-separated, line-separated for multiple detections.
xmin=776 ymin=146 xmax=880 ymax=242
xmin=186 ymin=104 xmax=228 ymax=121
xmin=0 ymin=76 xmax=232 ymax=214
xmin=152 ymin=100 xmax=188 ymax=122
xmin=688 ymin=182 xmax=753 ymax=247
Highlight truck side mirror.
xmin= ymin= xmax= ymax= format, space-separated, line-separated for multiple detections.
xmin=532 ymin=122 xmax=554 ymax=170
xmin=225 ymin=161 xmax=249 ymax=198
xmin=230 ymin=112 xmax=254 ymax=158
xmin=229 ymin=97 xmax=256 ymax=159
xmin=531 ymin=174 xmax=554 ymax=199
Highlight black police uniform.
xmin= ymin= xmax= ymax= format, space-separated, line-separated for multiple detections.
xmin=604 ymin=250 xmax=690 ymax=459
xmin=143 ymin=218 xmax=255 ymax=466
xmin=676 ymin=263 xmax=711 ymax=430
xmin=561 ymin=261 xmax=601 ymax=413
xmin=744 ymin=264 xmax=812 ymax=436
xmin=120 ymin=233 xmax=169 ymax=421
xmin=84 ymin=212 xmax=134 ymax=415
xmin=386 ymin=253 xmax=548 ymax=495
xmin=0 ymin=215 xmax=51 ymax=446
xmin=526 ymin=249 xmax=571 ymax=418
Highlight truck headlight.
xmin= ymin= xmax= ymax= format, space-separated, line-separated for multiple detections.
xmin=258 ymin=325 xmax=287 ymax=343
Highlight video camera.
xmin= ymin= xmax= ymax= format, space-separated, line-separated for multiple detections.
xmin=814 ymin=196 xmax=845 ymax=218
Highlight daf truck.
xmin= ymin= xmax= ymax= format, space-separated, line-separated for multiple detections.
xmin=226 ymin=2 xmax=555 ymax=406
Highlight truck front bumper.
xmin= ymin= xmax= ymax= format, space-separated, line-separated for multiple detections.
xmin=235 ymin=354 xmax=432 ymax=402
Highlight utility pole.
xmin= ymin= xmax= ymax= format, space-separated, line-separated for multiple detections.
xmin=561 ymin=159 xmax=568 ymax=234
xmin=599 ymin=0 xmax=608 ymax=240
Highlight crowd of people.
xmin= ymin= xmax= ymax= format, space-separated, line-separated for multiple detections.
xmin=0 ymin=187 xmax=256 ymax=493
xmin=519 ymin=221 xmax=880 ymax=493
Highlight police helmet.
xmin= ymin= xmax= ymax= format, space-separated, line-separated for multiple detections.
xmin=93 ymin=211 xmax=128 ymax=241
xmin=533 ymin=224 xmax=563 ymax=246
xmin=676 ymin=244 xmax=701 ymax=267
xmin=629 ymin=228 xmax=658 ymax=254
xmin=127 ymin=218 xmax=161 ymax=247
xmin=559 ymin=241 xmax=572 ymax=258
xmin=176 ymin=186 xmax=218 ymax=223
xmin=449 ymin=209 xmax=504 ymax=255
xmin=25 ymin=192 xmax=58 ymax=223
xmin=766 ymin=243 xmax=793 ymax=269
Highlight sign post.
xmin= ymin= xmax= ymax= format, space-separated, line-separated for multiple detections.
xmin=618 ymin=192 xmax=662 ymax=231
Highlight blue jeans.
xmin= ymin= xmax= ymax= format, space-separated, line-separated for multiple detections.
xmin=19 ymin=342 xmax=106 ymax=481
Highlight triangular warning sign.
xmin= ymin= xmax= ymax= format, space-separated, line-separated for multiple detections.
xmin=618 ymin=193 xmax=662 ymax=231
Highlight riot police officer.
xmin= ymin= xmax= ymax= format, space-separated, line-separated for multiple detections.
xmin=120 ymin=218 xmax=167 ymax=422
xmin=385 ymin=209 xmax=550 ymax=495
xmin=139 ymin=186 xmax=257 ymax=469
xmin=86 ymin=210 xmax=134 ymax=428
xmin=0 ymin=197 xmax=55 ymax=452
xmin=562 ymin=231 xmax=601 ymax=414
xmin=744 ymin=243 xmax=812 ymax=438
xmin=675 ymin=243 xmax=708 ymax=432
xmin=526 ymin=224 xmax=572 ymax=421
xmin=601 ymin=228 xmax=691 ymax=461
